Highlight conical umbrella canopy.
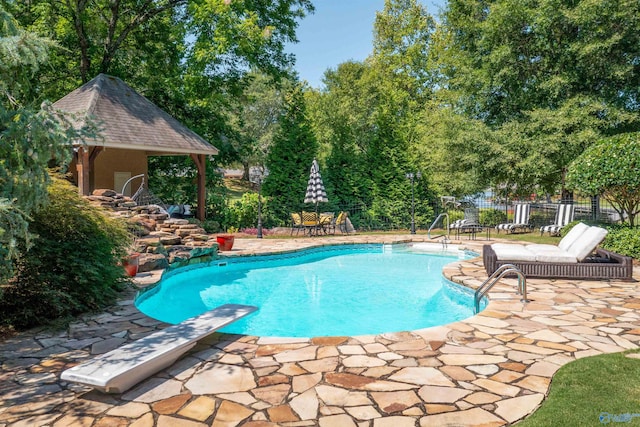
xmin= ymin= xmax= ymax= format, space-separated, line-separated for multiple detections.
xmin=304 ymin=159 xmax=328 ymax=204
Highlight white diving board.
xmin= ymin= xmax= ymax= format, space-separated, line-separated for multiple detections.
xmin=61 ymin=304 xmax=257 ymax=393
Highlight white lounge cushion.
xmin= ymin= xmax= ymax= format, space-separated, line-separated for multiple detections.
xmin=526 ymin=244 xmax=578 ymax=263
xmin=566 ymin=226 xmax=608 ymax=262
xmin=558 ymin=222 xmax=589 ymax=251
xmin=491 ymin=243 xmax=537 ymax=262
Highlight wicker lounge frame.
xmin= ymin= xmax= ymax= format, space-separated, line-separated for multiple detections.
xmin=483 ymin=245 xmax=634 ymax=281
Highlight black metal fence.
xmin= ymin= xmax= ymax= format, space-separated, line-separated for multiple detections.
xmin=331 ymin=196 xmax=622 ymax=232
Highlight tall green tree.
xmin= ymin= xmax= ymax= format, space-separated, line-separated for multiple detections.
xmin=8 ymin=0 xmax=314 ymax=223
xmin=262 ymin=84 xmax=317 ymax=221
xmin=367 ymin=0 xmax=436 ymax=226
xmin=305 ymin=0 xmax=438 ymax=229
xmin=432 ymin=0 xmax=640 ymax=197
xmin=0 ymin=7 xmax=92 ymax=281
xmin=7 ymin=0 xmax=313 ymax=93
xmin=306 ymin=61 xmax=376 ymax=208
xmin=228 ymin=72 xmax=291 ymax=180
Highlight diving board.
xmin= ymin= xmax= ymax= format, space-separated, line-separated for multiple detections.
xmin=61 ymin=304 xmax=257 ymax=393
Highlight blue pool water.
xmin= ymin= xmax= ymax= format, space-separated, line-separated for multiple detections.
xmin=135 ymin=244 xmax=483 ymax=337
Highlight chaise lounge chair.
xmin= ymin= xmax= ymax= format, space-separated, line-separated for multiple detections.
xmin=483 ymin=222 xmax=633 ymax=280
xmin=450 ymin=207 xmax=482 ymax=237
xmin=540 ymin=203 xmax=575 ymax=236
xmin=495 ymin=203 xmax=532 ymax=234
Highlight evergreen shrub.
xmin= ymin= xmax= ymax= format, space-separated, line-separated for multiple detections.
xmin=0 ymin=177 xmax=133 ymax=329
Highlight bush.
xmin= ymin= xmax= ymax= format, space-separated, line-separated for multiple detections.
xmin=479 ymin=209 xmax=507 ymax=226
xmin=0 ymin=176 xmax=133 ymax=329
xmin=226 ymin=193 xmax=277 ymax=230
xmin=198 ymin=219 xmax=223 ymax=234
xmin=601 ymin=225 xmax=640 ymax=259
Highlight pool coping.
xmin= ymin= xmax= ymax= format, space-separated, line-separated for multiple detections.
xmin=1 ymin=234 xmax=639 ymax=426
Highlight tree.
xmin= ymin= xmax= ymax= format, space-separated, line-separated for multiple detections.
xmin=416 ymin=102 xmax=493 ymax=197
xmin=434 ymin=0 xmax=640 ymax=197
xmin=372 ymin=0 xmax=436 ymax=99
xmin=228 ymin=72 xmax=291 ymax=180
xmin=8 ymin=0 xmax=313 ymax=89
xmin=305 ymin=61 xmax=376 ymax=208
xmin=566 ymin=133 xmax=640 ymax=226
xmin=0 ymin=7 xmax=93 ymax=281
xmin=367 ymin=0 xmax=437 ymax=227
xmin=262 ymin=84 xmax=317 ymax=221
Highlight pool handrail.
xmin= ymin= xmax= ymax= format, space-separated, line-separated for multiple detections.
xmin=474 ymin=264 xmax=528 ymax=313
xmin=428 ymin=213 xmax=450 ymax=240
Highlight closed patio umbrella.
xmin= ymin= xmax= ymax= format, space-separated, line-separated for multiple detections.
xmin=303 ymin=159 xmax=328 ymax=235
xmin=304 ymin=158 xmax=328 ymax=205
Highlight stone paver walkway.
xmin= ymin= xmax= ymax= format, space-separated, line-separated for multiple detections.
xmin=1 ymin=234 xmax=639 ymax=427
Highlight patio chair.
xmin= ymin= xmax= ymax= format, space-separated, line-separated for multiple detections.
xmin=495 ymin=203 xmax=532 ymax=234
xmin=319 ymin=212 xmax=335 ymax=234
xmin=540 ymin=203 xmax=575 ymax=236
xmin=335 ymin=211 xmax=349 ymax=234
xmin=301 ymin=211 xmax=320 ymax=236
xmin=290 ymin=213 xmax=303 ymax=235
xmin=483 ymin=222 xmax=633 ymax=280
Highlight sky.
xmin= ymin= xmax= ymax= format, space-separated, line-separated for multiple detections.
xmin=286 ymin=0 xmax=447 ymax=89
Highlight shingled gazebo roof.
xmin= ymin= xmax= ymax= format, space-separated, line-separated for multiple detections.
xmin=53 ymin=73 xmax=218 ymax=156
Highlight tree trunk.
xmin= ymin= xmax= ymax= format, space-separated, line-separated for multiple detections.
xmin=69 ymin=0 xmax=91 ymax=82
xmin=560 ymin=167 xmax=574 ymax=203
xmin=242 ymin=162 xmax=250 ymax=181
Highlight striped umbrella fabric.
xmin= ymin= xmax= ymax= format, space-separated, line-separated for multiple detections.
xmin=304 ymin=159 xmax=328 ymax=204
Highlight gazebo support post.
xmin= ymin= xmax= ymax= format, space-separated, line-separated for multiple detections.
xmin=76 ymin=146 xmax=91 ymax=195
xmin=191 ymin=154 xmax=207 ymax=221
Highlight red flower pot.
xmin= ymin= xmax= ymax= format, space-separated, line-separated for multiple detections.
xmin=124 ymin=252 xmax=140 ymax=277
xmin=216 ymin=235 xmax=235 ymax=251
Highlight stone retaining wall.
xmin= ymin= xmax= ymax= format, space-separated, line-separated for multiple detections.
xmin=85 ymin=189 xmax=218 ymax=274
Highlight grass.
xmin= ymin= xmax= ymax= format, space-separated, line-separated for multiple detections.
xmin=517 ymin=349 xmax=640 ymax=426
xmin=490 ymin=231 xmax=561 ymax=245
xmin=224 ymin=178 xmax=254 ymax=202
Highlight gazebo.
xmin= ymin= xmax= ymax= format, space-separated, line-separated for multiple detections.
xmin=53 ymin=74 xmax=219 ymax=220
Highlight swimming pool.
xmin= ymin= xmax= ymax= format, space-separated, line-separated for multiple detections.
xmin=135 ymin=244 xmax=484 ymax=337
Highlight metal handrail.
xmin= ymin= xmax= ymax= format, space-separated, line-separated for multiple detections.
xmin=428 ymin=213 xmax=450 ymax=239
xmin=474 ymin=264 xmax=528 ymax=313
xmin=122 ymin=173 xmax=145 ymax=196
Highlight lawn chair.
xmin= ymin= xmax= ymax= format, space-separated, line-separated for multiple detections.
xmin=495 ymin=203 xmax=532 ymax=234
xmin=540 ymin=203 xmax=575 ymax=236
xmin=290 ymin=213 xmax=303 ymax=235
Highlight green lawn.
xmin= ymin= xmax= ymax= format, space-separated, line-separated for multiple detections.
xmin=224 ymin=178 xmax=254 ymax=202
xmin=517 ymin=349 xmax=640 ymax=426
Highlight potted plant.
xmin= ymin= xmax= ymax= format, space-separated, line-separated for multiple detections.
xmin=216 ymin=228 xmax=236 ymax=251
xmin=123 ymin=252 xmax=140 ymax=277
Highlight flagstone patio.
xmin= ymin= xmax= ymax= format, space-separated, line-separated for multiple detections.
xmin=1 ymin=234 xmax=639 ymax=427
